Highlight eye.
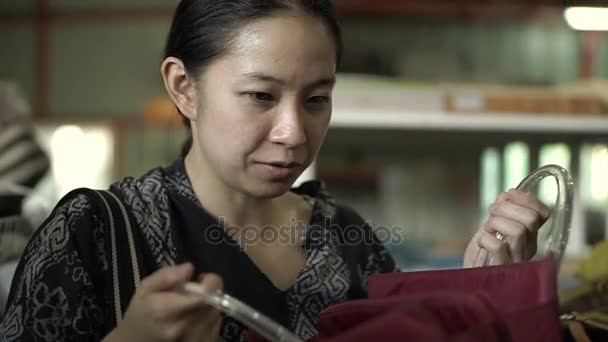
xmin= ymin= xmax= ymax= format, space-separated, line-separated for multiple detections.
xmin=306 ymin=96 xmax=330 ymax=105
xmin=246 ymin=92 xmax=274 ymax=103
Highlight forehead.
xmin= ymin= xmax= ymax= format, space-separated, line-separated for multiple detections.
xmin=213 ymin=13 xmax=337 ymax=82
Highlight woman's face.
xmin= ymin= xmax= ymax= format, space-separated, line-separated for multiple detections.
xmin=191 ymin=13 xmax=336 ymax=198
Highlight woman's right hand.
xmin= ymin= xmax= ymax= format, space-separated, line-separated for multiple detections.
xmin=103 ymin=263 xmax=223 ymax=342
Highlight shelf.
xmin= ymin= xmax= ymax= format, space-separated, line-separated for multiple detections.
xmin=330 ymin=109 xmax=608 ymax=135
xmin=334 ymin=0 xmax=560 ymax=19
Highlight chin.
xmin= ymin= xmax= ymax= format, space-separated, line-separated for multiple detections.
xmin=248 ymin=181 xmax=294 ymax=199
xmin=239 ymin=173 xmax=300 ymax=198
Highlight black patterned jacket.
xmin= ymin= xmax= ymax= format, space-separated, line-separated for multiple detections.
xmin=0 ymin=159 xmax=397 ymax=341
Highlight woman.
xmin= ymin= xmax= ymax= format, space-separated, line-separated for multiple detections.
xmin=0 ymin=1 xmax=549 ymax=341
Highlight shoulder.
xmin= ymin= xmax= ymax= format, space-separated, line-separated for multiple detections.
xmin=38 ymin=191 xmax=96 ymax=235
xmin=8 ymin=190 xmax=104 ymax=299
xmin=2 ymin=190 xmax=111 ymax=341
xmin=110 ymin=166 xmax=167 ymax=205
xmin=25 ymin=190 xmax=102 ymax=258
xmin=109 ymin=165 xmax=179 ymax=266
xmin=108 ymin=166 xmax=172 ymax=228
xmin=16 ymin=166 xmax=169 ymax=281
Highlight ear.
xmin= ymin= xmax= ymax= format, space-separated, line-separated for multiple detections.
xmin=160 ymin=57 xmax=198 ymax=121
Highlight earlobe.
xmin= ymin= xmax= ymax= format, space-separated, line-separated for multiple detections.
xmin=160 ymin=57 xmax=198 ymax=121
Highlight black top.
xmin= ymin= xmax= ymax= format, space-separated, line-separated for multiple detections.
xmin=167 ymin=167 xmax=290 ymax=327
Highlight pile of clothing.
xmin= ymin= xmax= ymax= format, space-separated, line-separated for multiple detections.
xmin=0 ymin=81 xmax=50 ymax=316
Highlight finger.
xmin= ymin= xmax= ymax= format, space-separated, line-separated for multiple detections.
xmin=159 ymin=307 xmax=222 ymax=342
xmin=199 ymin=273 xmax=224 ymax=292
xmin=507 ymin=189 xmax=551 ymax=221
xmin=182 ymin=308 xmax=223 ymax=342
xmin=209 ymin=312 xmax=223 ymax=341
xmin=477 ymin=231 xmax=512 ymax=265
xmin=494 ymin=191 xmax=511 ymax=204
xmin=484 ymin=216 xmax=528 ymax=262
xmin=489 ymin=201 xmax=541 ymax=233
xmin=161 ymin=273 xmax=224 ymax=319
xmin=139 ymin=263 xmax=194 ymax=294
xmin=147 ymin=288 xmax=213 ymax=322
xmin=168 ymin=273 xmax=224 ymax=319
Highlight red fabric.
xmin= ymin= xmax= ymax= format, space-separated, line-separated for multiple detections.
xmin=368 ymin=256 xmax=557 ymax=314
xmin=313 ymin=293 xmax=509 ymax=341
xmin=314 ymin=257 xmax=561 ymax=342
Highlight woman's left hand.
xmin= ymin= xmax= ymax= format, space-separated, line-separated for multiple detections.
xmin=463 ymin=189 xmax=550 ymax=267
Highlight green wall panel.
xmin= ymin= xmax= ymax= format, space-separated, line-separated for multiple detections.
xmin=0 ymin=26 xmax=36 ymax=107
xmin=0 ymin=0 xmax=36 ymax=11
xmin=595 ymin=36 xmax=608 ymax=79
xmin=50 ymin=21 xmax=171 ymax=118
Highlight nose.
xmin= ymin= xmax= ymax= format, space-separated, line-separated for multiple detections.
xmin=268 ymin=105 xmax=307 ymax=148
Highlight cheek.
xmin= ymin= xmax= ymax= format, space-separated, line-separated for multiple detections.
xmin=229 ymin=115 xmax=271 ymax=154
xmin=199 ymin=109 xmax=269 ymax=158
xmin=306 ymin=115 xmax=330 ymax=151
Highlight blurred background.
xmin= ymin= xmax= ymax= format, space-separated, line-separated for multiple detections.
xmin=0 ymin=0 xmax=607 ymax=281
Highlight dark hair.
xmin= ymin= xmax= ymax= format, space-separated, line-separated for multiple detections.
xmin=164 ymin=0 xmax=342 ymax=157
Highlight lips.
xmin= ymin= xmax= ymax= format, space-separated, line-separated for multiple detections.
xmin=265 ymin=161 xmax=300 ymax=168
xmin=255 ymin=160 xmax=303 ymax=180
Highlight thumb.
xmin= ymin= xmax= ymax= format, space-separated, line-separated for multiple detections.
xmin=140 ymin=263 xmax=194 ymax=294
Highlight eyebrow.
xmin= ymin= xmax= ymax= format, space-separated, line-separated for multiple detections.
xmin=241 ymin=72 xmax=336 ymax=89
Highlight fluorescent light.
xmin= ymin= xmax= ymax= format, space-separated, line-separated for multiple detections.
xmin=564 ymin=7 xmax=608 ymax=31
xmin=590 ymin=145 xmax=608 ymax=203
